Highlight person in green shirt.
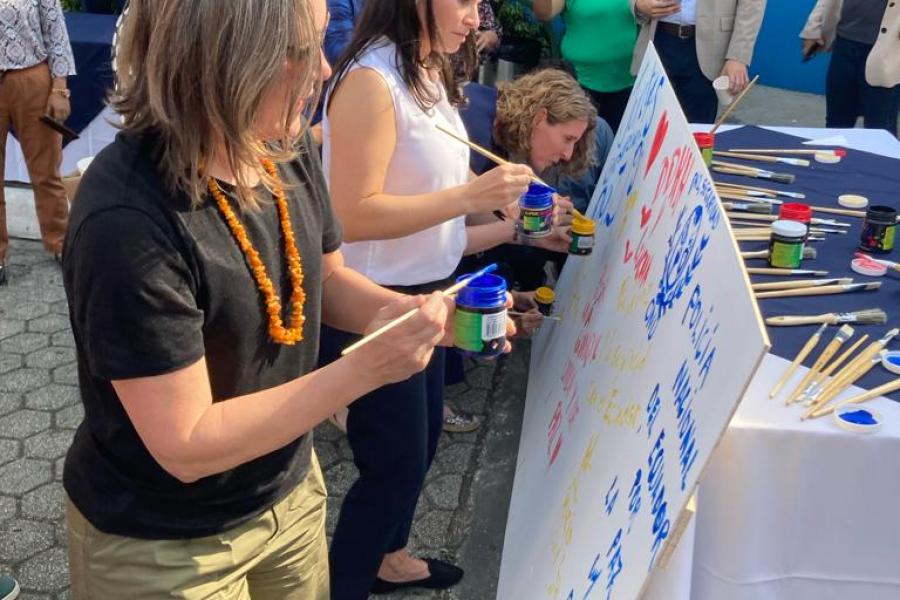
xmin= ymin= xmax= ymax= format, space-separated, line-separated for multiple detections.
xmin=534 ymin=0 xmax=642 ymax=131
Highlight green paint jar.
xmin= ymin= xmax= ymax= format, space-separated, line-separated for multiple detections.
xmin=453 ymin=273 xmax=508 ymax=360
xmin=768 ymin=219 xmax=806 ymax=268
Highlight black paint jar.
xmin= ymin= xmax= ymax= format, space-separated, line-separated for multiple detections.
xmin=859 ymin=205 xmax=897 ymax=254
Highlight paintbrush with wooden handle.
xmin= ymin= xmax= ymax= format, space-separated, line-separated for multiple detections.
xmin=746 ymin=268 xmax=828 ymax=276
xmin=802 ymin=354 xmax=884 ymax=419
xmin=800 ymin=328 xmax=899 ymax=414
xmin=765 ymin=309 xmax=887 ymax=327
xmin=770 ymin=323 xmax=827 ymax=398
xmin=801 ymin=334 xmax=869 ymax=399
xmin=755 ymin=282 xmax=881 ymax=299
xmin=807 ymin=377 xmax=900 ymax=419
xmin=341 ymin=263 xmax=498 ymax=356
xmin=785 ymin=325 xmax=854 ymax=405
xmin=752 ymin=277 xmax=850 ymax=292
xmin=742 ymin=247 xmax=818 ymax=260
xmin=714 ymin=150 xmax=811 ymax=167
xmin=715 ymin=182 xmax=805 ymax=199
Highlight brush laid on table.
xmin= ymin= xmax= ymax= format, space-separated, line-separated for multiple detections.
xmin=799 ymin=328 xmax=899 ymax=416
xmin=751 ymin=277 xmax=849 ymax=292
xmin=715 ymin=181 xmax=805 ymax=199
xmin=742 ymin=247 xmax=818 ymax=260
xmin=765 ymin=309 xmax=887 ymax=326
xmin=785 ymin=325 xmax=855 ymax=405
xmin=770 ymin=323 xmax=827 ymax=398
xmin=727 ymin=212 xmax=848 ymax=228
xmin=727 ymin=148 xmax=846 ymax=158
xmin=712 ymin=164 xmax=796 ymax=185
xmin=714 ymin=150 xmax=811 ymax=167
xmin=800 ymin=334 xmax=870 ymax=402
xmin=806 ymin=377 xmax=900 ymax=419
xmin=755 ymin=282 xmax=881 ymax=299
xmin=746 ymin=267 xmax=828 ymax=276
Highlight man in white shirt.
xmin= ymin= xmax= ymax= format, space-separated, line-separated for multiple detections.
xmin=631 ymin=0 xmax=767 ymax=123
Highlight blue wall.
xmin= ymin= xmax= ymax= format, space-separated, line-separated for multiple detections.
xmin=750 ymin=0 xmax=829 ymax=94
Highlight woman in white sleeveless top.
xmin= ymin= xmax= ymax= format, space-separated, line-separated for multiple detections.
xmin=320 ymin=1 xmax=569 ymax=597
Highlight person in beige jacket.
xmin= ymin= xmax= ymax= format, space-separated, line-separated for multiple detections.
xmin=801 ymin=0 xmax=899 ymax=136
xmin=630 ymin=0 xmax=767 ymax=124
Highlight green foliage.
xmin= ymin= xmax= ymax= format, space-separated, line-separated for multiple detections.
xmin=495 ymin=0 xmax=551 ymax=54
xmin=60 ymin=0 xmax=82 ymax=10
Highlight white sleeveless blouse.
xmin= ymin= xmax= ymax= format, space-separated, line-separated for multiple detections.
xmin=322 ymin=39 xmax=469 ymax=286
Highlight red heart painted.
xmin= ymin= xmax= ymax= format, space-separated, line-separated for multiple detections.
xmin=641 ymin=206 xmax=652 ymax=228
xmin=645 ymin=110 xmax=669 ymax=176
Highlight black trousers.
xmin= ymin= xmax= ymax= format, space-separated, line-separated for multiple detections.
xmin=654 ymin=29 xmax=718 ymax=124
xmin=320 ymin=324 xmax=446 ymax=600
xmin=584 ymin=87 xmax=632 ymax=134
xmin=826 ymin=35 xmax=900 ymax=137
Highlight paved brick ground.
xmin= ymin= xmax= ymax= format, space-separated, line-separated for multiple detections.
xmin=0 ymin=237 xmax=518 ymax=599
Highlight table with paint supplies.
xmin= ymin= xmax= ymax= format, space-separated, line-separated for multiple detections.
xmin=680 ymin=124 xmax=900 ymax=600
xmin=702 ymin=125 xmax=900 ymax=418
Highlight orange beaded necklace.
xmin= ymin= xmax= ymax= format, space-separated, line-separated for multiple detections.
xmin=207 ymin=159 xmax=306 ymax=345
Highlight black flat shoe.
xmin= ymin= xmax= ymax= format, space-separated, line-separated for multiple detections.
xmin=0 ymin=264 xmax=7 ymax=286
xmin=370 ymin=558 xmax=464 ymax=594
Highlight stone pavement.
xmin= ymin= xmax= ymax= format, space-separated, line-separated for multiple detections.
xmin=0 ymin=237 xmax=528 ymax=599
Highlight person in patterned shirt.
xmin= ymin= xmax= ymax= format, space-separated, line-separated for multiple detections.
xmin=0 ymin=0 xmax=76 ymax=285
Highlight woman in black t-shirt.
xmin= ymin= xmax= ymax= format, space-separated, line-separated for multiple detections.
xmin=60 ymin=1 xmax=464 ymax=598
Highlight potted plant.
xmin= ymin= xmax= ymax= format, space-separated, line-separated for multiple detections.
xmin=495 ymin=0 xmax=551 ymax=72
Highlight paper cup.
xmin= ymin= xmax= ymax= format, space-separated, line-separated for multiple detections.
xmin=713 ymin=75 xmax=733 ymax=105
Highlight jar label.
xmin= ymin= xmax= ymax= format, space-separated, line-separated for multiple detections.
xmin=481 ymin=310 xmax=507 ymax=341
xmin=521 ymin=207 xmax=553 ymax=235
xmin=884 ymin=225 xmax=895 ymax=251
xmin=770 ymin=240 xmax=802 ymax=268
xmin=454 ymin=309 xmax=507 ymax=353
xmin=577 ymin=235 xmax=594 ymax=249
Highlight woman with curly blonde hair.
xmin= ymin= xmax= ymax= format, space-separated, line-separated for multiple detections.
xmin=462 ymin=67 xmax=613 ymax=217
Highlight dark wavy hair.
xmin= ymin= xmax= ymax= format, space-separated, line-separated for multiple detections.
xmin=327 ymin=0 xmax=474 ymax=111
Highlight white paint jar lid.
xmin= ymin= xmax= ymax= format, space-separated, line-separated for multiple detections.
xmin=815 ymin=152 xmax=841 ymax=164
xmin=771 ymin=219 xmax=807 ymax=238
xmin=838 ymin=194 xmax=869 ymax=209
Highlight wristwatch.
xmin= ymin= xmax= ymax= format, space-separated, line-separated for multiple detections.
xmin=51 ymin=88 xmax=71 ymax=99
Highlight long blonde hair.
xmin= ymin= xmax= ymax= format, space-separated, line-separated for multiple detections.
xmin=495 ymin=69 xmax=598 ymax=177
xmin=112 ymin=0 xmax=322 ymax=209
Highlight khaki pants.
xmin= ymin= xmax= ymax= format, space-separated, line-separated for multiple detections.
xmin=66 ymin=454 xmax=329 ymax=600
xmin=0 ymin=61 xmax=69 ymax=263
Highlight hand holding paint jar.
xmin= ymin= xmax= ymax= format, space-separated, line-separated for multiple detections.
xmin=453 ymin=271 xmax=511 ymax=360
xmin=516 ymin=182 xmax=555 ymax=240
xmin=465 ymin=163 xmax=534 ymax=213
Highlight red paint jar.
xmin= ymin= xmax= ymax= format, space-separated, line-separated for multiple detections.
xmin=693 ymin=132 xmax=715 ymax=166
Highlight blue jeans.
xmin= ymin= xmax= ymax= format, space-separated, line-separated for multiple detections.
xmin=319 ymin=325 xmax=446 ymax=599
xmin=826 ymin=36 xmax=900 ymax=137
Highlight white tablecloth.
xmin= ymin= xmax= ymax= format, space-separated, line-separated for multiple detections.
xmin=683 ymin=126 xmax=900 ymax=600
xmin=691 ymin=354 xmax=900 ymax=600
xmin=3 ymin=106 xmax=118 ymax=183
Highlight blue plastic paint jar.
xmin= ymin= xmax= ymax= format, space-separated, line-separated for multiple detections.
xmin=517 ymin=182 xmax=555 ymax=239
xmin=453 ymin=273 xmax=508 ymax=360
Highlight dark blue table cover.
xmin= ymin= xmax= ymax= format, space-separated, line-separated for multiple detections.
xmin=714 ymin=126 xmax=900 ymax=401
xmin=64 ymin=12 xmax=117 ymax=140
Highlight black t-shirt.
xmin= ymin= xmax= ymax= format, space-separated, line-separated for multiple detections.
xmin=61 ymin=131 xmax=342 ymax=539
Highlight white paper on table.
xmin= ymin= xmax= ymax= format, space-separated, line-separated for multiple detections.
xmin=802 ymin=135 xmax=850 ymax=147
